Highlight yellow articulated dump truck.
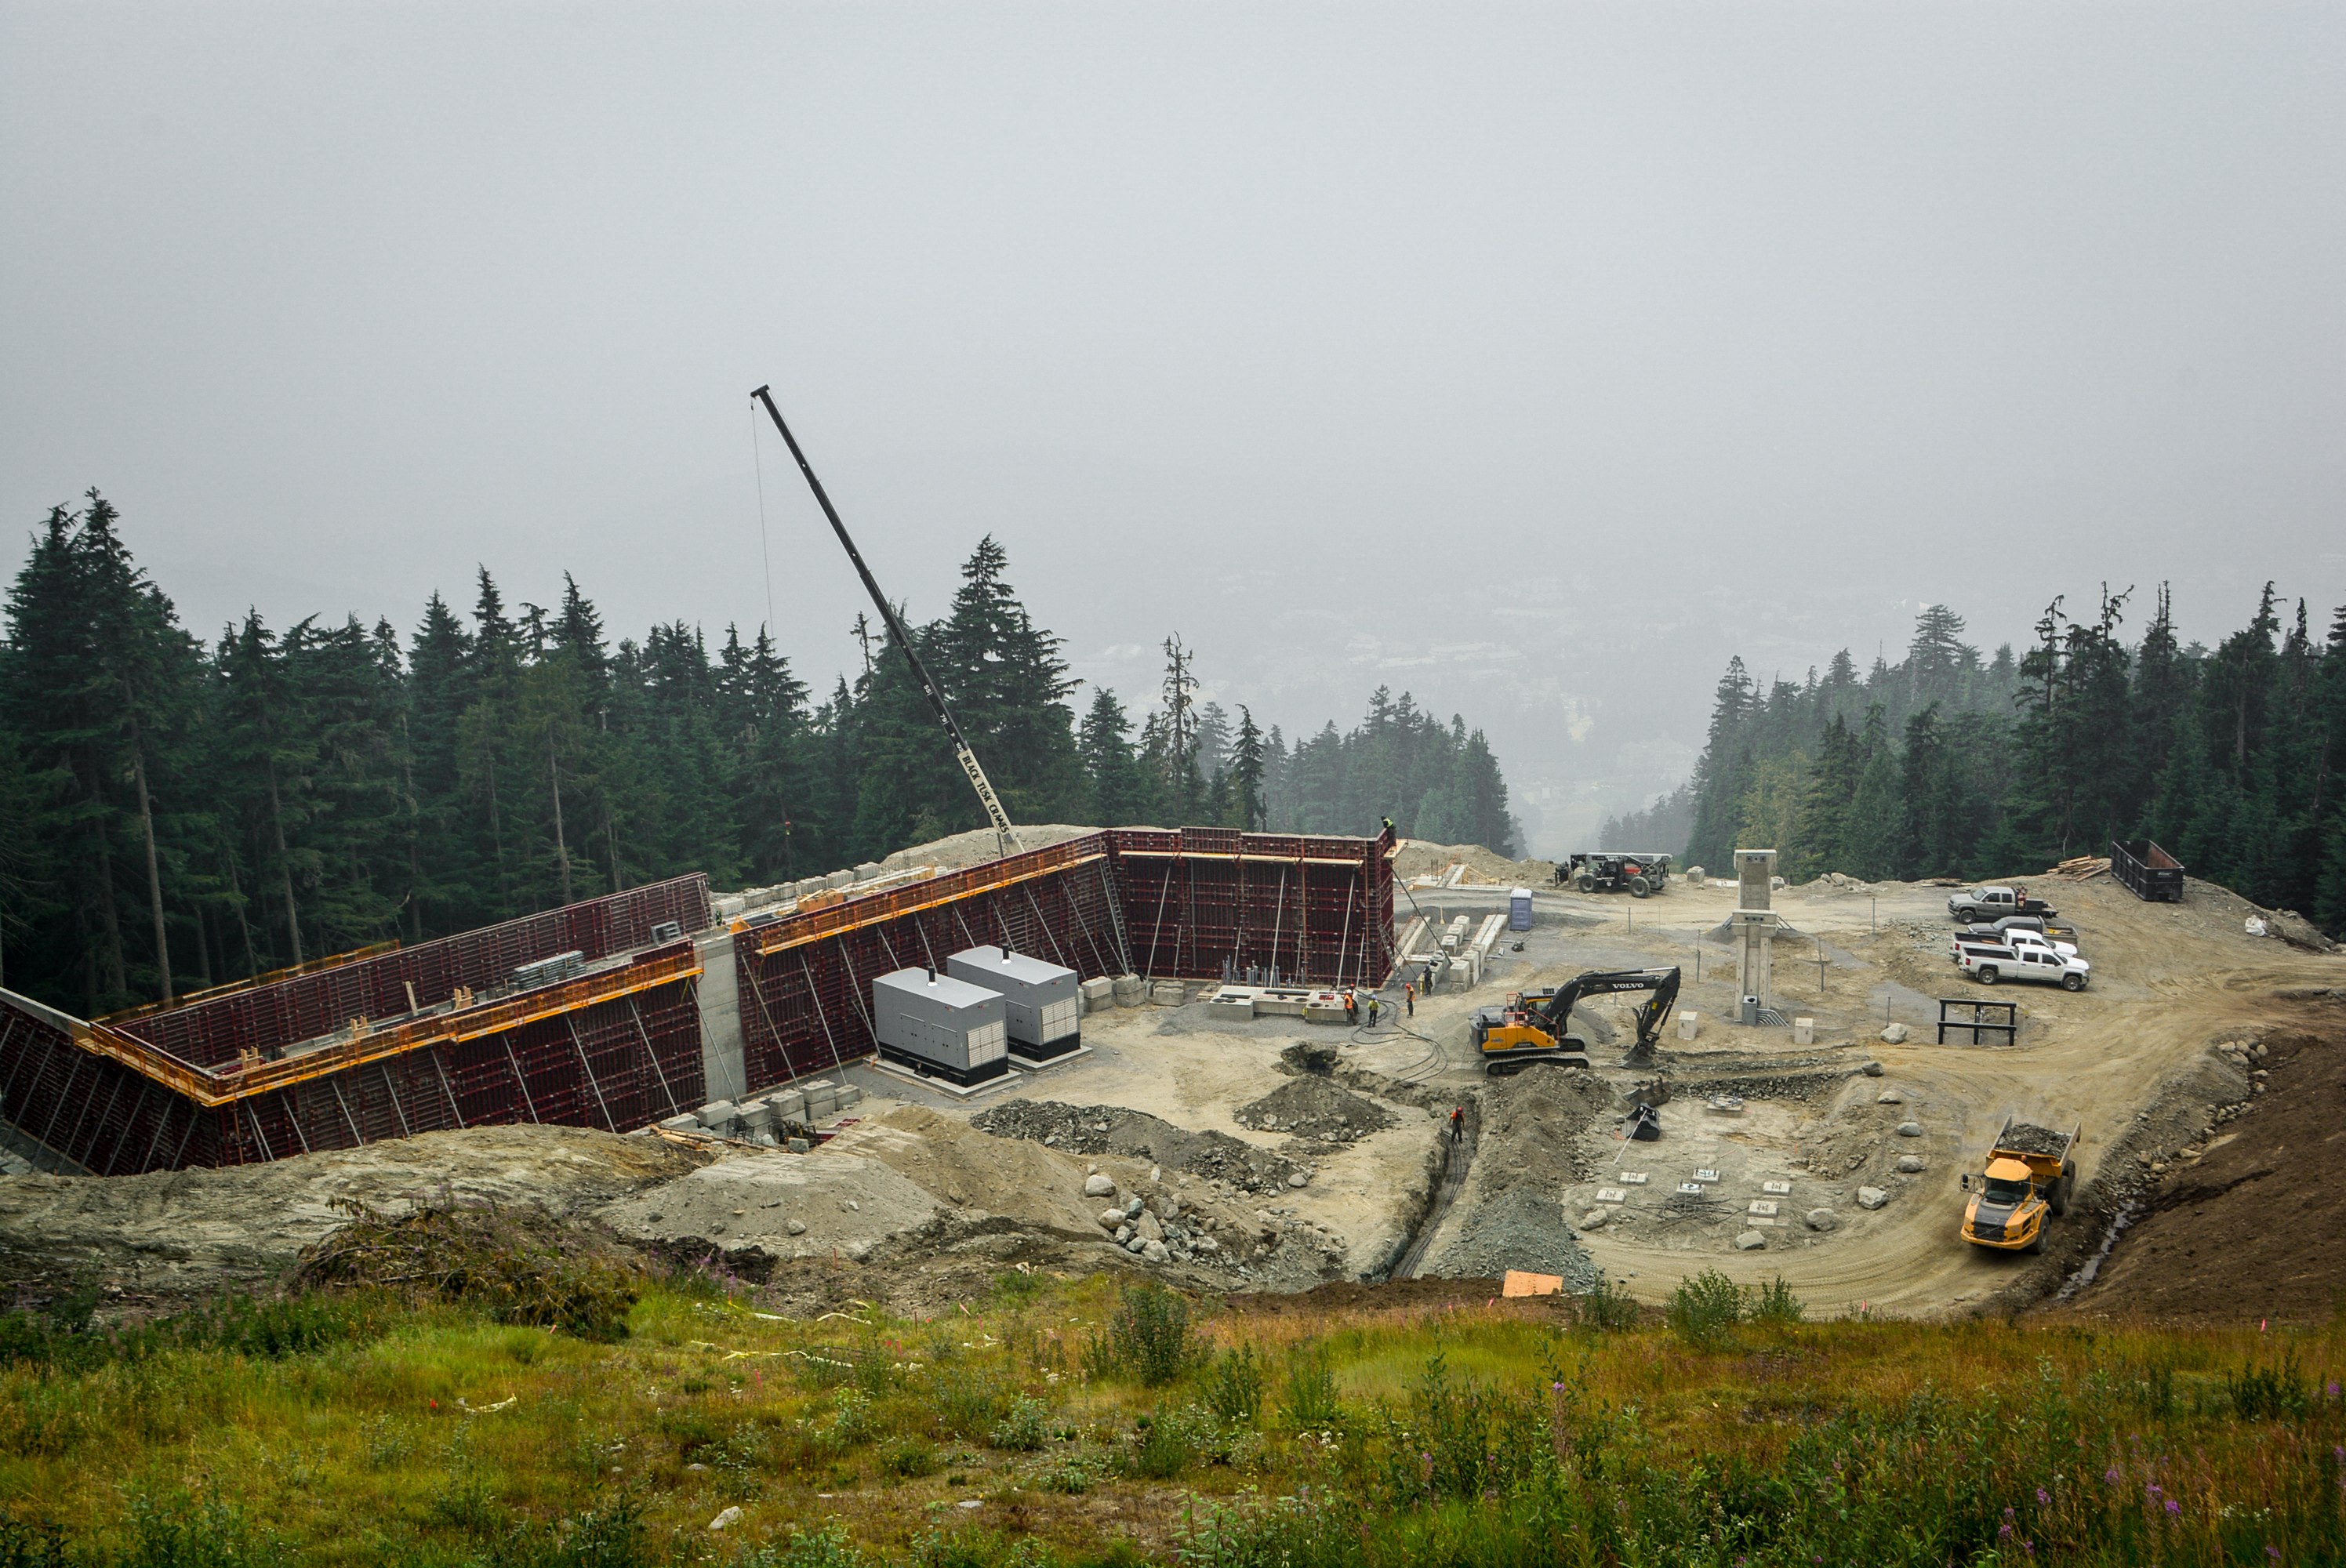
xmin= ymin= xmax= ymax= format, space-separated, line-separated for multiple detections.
xmin=1958 ymin=1119 xmax=2081 ymax=1254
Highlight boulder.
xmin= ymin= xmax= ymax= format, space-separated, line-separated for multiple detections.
xmin=1861 ymin=1061 xmax=1885 ymax=1077
xmin=1734 ymin=1230 xmax=1767 ymax=1250
xmin=1880 ymin=1023 xmax=1910 ymax=1045
xmin=1877 ymin=1090 xmax=1904 ymax=1105
xmin=1856 ymin=1187 xmax=1888 ymax=1210
xmin=1896 ymin=1121 xmax=1923 ymax=1138
xmin=1894 ymin=1155 xmax=1926 ymax=1174
xmin=1124 ymin=1236 xmax=1146 ymax=1254
xmin=1084 ymin=1173 xmax=1117 ymax=1197
xmin=1579 ymin=1209 xmax=1610 ymax=1230
xmin=1141 ymin=1240 xmax=1171 ymax=1265
xmin=1125 ymin=1195 xmax=1145 ymax=1218
xmin=786 ymin=1218 xmax=807 ymax=1236
xmin=1805 ymin=1208 xmax=1839 ymax=1232
xmin=1135 ymin=1210 xmax=1164 ymax=1242
xmin=1099 ymin=1209 xmax=1124 ymax=1229
xmin=1287 ymin=1171 xmax=1311 ymax=1189
xmin=709 ymin=1506 xmax=743 ymax=1532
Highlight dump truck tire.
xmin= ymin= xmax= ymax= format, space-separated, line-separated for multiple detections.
xmin=1629 ymin=876 xmax=1651 ymax=898
xmin=1978 ymin=966 xmax=1999 ymax=985
xmin=2025 ymin=1225 xmax=2047 ymax=1254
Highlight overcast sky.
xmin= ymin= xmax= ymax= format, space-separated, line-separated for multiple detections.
xmin=5 ymin=2 xmax=2340 ymax=855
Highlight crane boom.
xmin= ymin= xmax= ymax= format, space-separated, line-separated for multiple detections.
xmin=750 ymin=385 xmax=1026 ymax=856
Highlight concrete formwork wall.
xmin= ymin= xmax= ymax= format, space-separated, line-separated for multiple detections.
xmin=111 ymin=875 xmax=714 ymax=1069
xmin=0 ymin=950 xmax=706 ymax=1174
xmin=734 ymin=826 xmax=1396 ymax=1088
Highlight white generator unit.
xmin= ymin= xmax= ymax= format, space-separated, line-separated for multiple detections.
xmin=873 ymin=967 xmax=1010 ymax=1087
xmin=946 ymin=945 xmax=1081 ymax=1062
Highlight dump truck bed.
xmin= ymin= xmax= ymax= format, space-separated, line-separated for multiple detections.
xmin=1988 ymin=1118 xmax=2079 ymax=1179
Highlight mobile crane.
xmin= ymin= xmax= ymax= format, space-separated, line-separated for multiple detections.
xmin=1470 ymin=966 xmax=1682 ymax=1074
xmin=752 ymin=386 xmax=1024 ymax=858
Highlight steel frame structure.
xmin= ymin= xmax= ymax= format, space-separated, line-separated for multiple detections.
xmin=735 ymin=826 xmax=1396 ymax=1087
xmin=0 ymin=879 xmax=714 ymax=1174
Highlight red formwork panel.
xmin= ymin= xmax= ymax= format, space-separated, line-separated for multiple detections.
xmin=0 ymin=952 xmax=707 ymax=1174
xmin=735 ymin=849 xmax=1131 ymax=1089
xmin=733 ymin=826 xmax=1398 ymax=1088
xmin=113 ymin=875 xmax=713 ymax=1068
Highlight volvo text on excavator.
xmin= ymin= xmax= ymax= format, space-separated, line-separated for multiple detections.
xmin=1470 ymin=967 xmax=1682 ymax=1074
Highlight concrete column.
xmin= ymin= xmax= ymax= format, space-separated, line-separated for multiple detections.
xmin=695 ymin=931 xmax=747 ymax=1103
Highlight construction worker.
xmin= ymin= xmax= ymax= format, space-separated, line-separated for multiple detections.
xmin=1404 ymin=982 xmax=1414 ymax=1018
xmin=1343 ymin=989 xmax=1357 ymax=1025
xmin=1367 ymin=996 xmax=1382 ymax=1029
xmin=1450 ymin=1106 xmax=1465 ymax=1145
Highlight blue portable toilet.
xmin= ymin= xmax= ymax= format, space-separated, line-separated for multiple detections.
xmin=1509 ymin=887 xmax=1534 ymax=931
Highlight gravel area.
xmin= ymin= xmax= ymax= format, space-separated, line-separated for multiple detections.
xmin=971 ymin=1100 xmax=1310 ymax=1192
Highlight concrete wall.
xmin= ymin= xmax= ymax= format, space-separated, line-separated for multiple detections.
xmin=695 ymin=932 xmax=747 ymax=1104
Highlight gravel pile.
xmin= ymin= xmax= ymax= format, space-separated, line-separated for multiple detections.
xmin=1999 ymin=1122 xmax=2072 ymax=1156
xmin=1426 ymin=1187 xmax=1598 ymax=1289
xmin=972 ymin=1101 xmax=1309 ymax=1193
xmin=1233 ymin=1078 xmax=1399 ymax=1143
xmin=1679 ymin=1069 xmax=1853 ymax=1106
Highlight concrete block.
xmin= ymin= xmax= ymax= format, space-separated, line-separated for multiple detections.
xmin=1080 ymin=977 xmax=1115 ymax=1011
xmin=697 ymin=1100 xmax=737 ymax=1128
xmin=1205 ymin=989 xmax=1255 ymax=1019
xmin=826 ymin=869 xmax=854 ymax=890
xmin=768 ymin=1090 xmax=806 ymax=1121
xmin=1792 ymin=1017 xmax=1815 ymax=1045
xmin=659 ymin=1113 xmax=700 ymax=1131
xmin=834 ymin=1085 xmax=862 ymax=1110
xmin=735 ymin=1098 xmax=775 ymax=1130
xmin=1113 ymin=975 xmax=1148 ymax=1008
xmin=1150 ymin=981 xmax=1186 ymax=1007
xmin=854 ymin=862 xmax=881 ymax=881
xmin=1677 ymin=1011 xmax=1701 ymax=1041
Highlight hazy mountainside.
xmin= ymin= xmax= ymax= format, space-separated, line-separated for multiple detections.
xmin=1663 ymin=589 xmax=2346 ymax=935
xmin=0 ymin=495 xmax=1513 ymax=1015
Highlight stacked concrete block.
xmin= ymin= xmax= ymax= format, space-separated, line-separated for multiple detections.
xmin=854 ymin=862 xmax=882 ymax=881
xmin=1080 ymin=976 xmax=1116 ymax=1013
xmin=697 ymin=1100 xmax=737 ymax=1132
xmin=658 ymin=1112 xmax=701 ymax=1132
xmin=799 ymin=1080 xmax=838 ymax=1117
xmin=736 ymin=1098 xmax=775 ymax=1136
xmin=835 ymin=1084 xmax=862 ymax=1111
xmin=1112 ymin=975 xmax=1148 ymax=1007
xmin=767 ymin=1087 xmax=808 ymax=1123
xmin=1150 ymin=981 xmax=1187 ymax=1007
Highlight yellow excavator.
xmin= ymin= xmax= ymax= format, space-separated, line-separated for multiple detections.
xmin=1471 ymin=966 xmax=1682 ymax=1075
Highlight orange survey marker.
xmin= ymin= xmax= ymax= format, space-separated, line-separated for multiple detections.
xmin=1501 ymin=1270 xmax=1563 ymax=1298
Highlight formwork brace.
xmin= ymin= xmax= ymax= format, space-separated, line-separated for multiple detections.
xmin=329 ymin=1076 xmax=365 ymax=1145
xmin=564 ymin=1013 xmax=617 ymax=1132
xmin=625 ymin=996 xmax=682 ymax=1119
xmin=502 ymin=1037 xmax=543 ymax=1123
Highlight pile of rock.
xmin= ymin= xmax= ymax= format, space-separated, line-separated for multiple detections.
xmin=974 ymin=1101 xmax=1311 ymax=1195
xmin=1232 ymin=1078 xmax=1399 ymax=1144
xmin=1081 ymin=1170 xmax=1237 ymax=1271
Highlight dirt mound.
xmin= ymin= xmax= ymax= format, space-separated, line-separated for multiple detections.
xmin=2058 ymin=1027 xmax=2345 ymax=1325
xmin=1221 ymin=1276 xmax=1516 ymax=1316
xmin=0 ymin=1124 xmax=707 ymax=1296
xmin=595 ymin=1147 xmax=941 ymax=1265
xmin=1233 ymin=1079 xmax=1399 ymax=1143
xmin=971 ymin=1101 xmax=1309 ymax=1193
xmin=878 ymin=823 xmax=1109 ymax=874
xmin=1393 ymin=839 xmax=1556 ymax=888
xmin=1476 ymin=1071 xmax=1614 ymax=1195
xmin=829 ymin=1105 xmax=1121 ymax=1238
xmin=1425 ymin=1187 xmax=1598 ymax=1289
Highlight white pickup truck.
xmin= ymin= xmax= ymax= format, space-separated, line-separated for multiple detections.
xmin=1955 ymin=938 xmax=2090 ymax=991
xmin=1951 ymin=927 xmax=2078 ymax=962
xmin=1948 ymin=885 xmax=2058 ymax=922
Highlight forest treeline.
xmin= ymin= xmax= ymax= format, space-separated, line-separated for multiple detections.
xmin=1604 ymin=592 xmax=2346 ymax=935
xmin=0 ymin=495 xmax=1515 ymax=1015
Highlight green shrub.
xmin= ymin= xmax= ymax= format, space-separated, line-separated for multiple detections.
xmin=1277 ymin=1347 xmax=1342 ymax=1429
xmin=988 ymin=1394 xmax=1051 ymax=1451
xmin=119 ymin=1486 xmax=271 ymax=1568
xmin=1746 ymin=1276 xmax=1806 ymax=1326
xmin=1128 ymin=1405 xmax=1215 ymax=1479
xmin=1034 ymin=1452 xmax=1109 ymax=1494
xmin=883 ymin=1438 xmax=942 ymax=1478
xmin=935 ymin=1370 xmax=1003 ymax=1439
xmin=0 ymin=1510 xmax=65 ymax=1568
xmin=1205 ymin=1345 xmax=1264 ymax=1424
xmin=293 ymin=1199 xmax=641 ymax=1341
xmin=1665 ymin=1269 xmax=1744 ymax=1345
xmin=1577 ymin=1273 xmax=1640 ymax=1332
xmin=2227 ymin=1352 xmax=2311 ymax=1421
xmin=828 ymin=1389 xmax=877 ymax=1447
xmin=1084 ymin=1281 xmax=1200 ymax=1386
